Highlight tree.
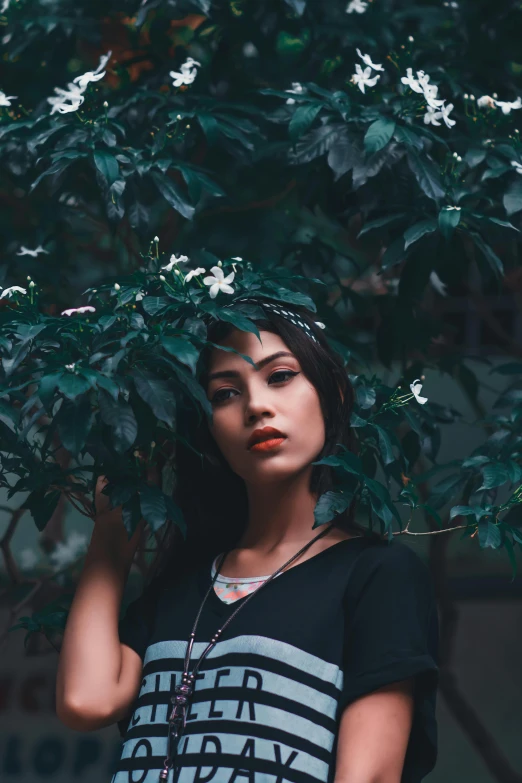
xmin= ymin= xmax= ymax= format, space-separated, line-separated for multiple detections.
xmin=1 ymin=0 xmax=521 ymax=652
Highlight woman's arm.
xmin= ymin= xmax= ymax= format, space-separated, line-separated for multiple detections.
xmin=55 ymin=476 xmax=146 ymax=732
xmin=334 ymin=678 xmax=415 ymax=783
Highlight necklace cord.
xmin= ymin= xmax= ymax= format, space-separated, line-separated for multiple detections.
xmin=160 ymin=522 xmax=337 ymax=778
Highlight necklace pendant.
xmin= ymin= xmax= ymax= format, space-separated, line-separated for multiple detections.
xmin=165 ymin=681 xmax=193 ymax=760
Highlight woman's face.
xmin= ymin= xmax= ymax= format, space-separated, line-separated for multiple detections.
xmin=205 ymin=328 xmax=326 ymax=485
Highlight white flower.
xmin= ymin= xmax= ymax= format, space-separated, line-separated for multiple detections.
xmin=424 ymin=102 xmax=455 ymax=128
xmin=285 ymin=82 xmax=306 ymax=105
xmin=401 ymin=67 xmax=424 ymax=94
xmin=47 ymin=82 xmax=86 ymax=115
xmin=65 ymin=363 xmax=76 ymax=371
xmin=439 ymin=102 xmax=456 ymax=127
xmin=16 ymin=244 xmax=49 ymax=257
xmin=409 ymin=378 xmax=428 ymax=405
xmin=49 ymin=531 xmax=88 ymax=570
xmin=401 ymin=68 xmax=446 ymax=111
xmin=351 ymin=64 xmax=381 ymax=94
xmin=231 ymin=256 xmax=243 ymax=260
xmin=356 ymin=49 xmax=384 ymax=72
xmin=72 ymin=50 xmax=112 ymax=90
xmin=429 ymin=271 xmax=447 ymax=296
xmin=170 ymin=56 xmax=201 ymax=87
xmin=424 ymin=106 xmax=442 ymax=126
xmin=184 ymin=267 xmax=206 ymax=283
xmin=203 ymin=265 xmax=235 ymax=298
xmin=346 ymin=0 xmax=368 ymax=12
xmin=423 ymin=83 xmax=445 ymax=109
xmin=0 ymin=285 xmax=27 ymax=298
xmin=315 ymin=321 xmax=326 ymax=329
xmin=0 ymin=90 xmax=17 ymax=106
xmin=162 ymin=254 xmax=189 ymax=272
xmin=494 ymin=97 xmax=522 ymax=115
xmin=511 ymin=161 xmax=522 ymax=175
xmin=61 ymin=306 xmax=96 ymax=316
xmin=243 ymin=42 xmax=258 ymax=58
xmin=20 ymin=548 xmax=39 ymax=570
xmin=135 ymin=290 xmax=145 ymax=301
xmin=477 ymin=95 xmax=496 ymax=109
xmin=0 ymin=0 xmax=10 ymax=14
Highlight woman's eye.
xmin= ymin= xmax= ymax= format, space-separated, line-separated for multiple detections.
xmin=268 ymin=369 xmax=299 ymax=384
xmin=211 ymin=388 xmax=236 ymax=404
xmin=210 ymin=370 xmax=299 ymax=405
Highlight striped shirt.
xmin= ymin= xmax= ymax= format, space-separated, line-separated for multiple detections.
xmin=113 ymin=537 xmax=439 ymax=783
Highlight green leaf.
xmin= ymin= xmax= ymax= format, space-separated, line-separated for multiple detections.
xmin=141 ymin=296 xmax=170 ymax=316
xmin=327 ymin=131 xmax=359 ymax=181
xmin=469 ymin=231 xmax=504 ymax=277
xmin=371 ymin=423 xmax=396 ymax=465
xmin=364 ymin=118 xmax=396 ymax=155
xmin=57 ymin=372 xmax=92 ymax=401
xmin=357 ymin=213 xmax=408 ymax=238
xmin=216 ymin=308 xmax=262 ymax=340
xmin=150 ymin=171 xmax=195 ymax=220
xmin=93 ymin=150 xmax=120 ymax=187
xmin=57 ymin=397 xmax=94 ymax=456
xmin=98 ymin=391 xmax=138 ymax=454
xmin=478 ymin=463 xmax=510 ymax=490
xmin=138 ymin=485 xmax=167 ymax=532
xmin=356 ymin=384 xmax=376 ymax=409
xmin=407 ymin=151 xmax=445 ymax=201
xmin=165 ymin=358 xmax=213 ymax=418
xmin=22 ymin=489 xmax=61 ymax=532
xmin=314 ymin=490 xmax=353 ymax=526
xmin=486 ymin=216 xmax=520 ymax=232
xmin=161 ymin=336 xmax=200 ymax=374
xmin=393 ymin=125 xmax=424 ymax=151
xmin=132 ymin=375 xmax=177 ymax=427
xmin=289 ymin=104 xmax=322 ymax=142
xmin=290 ymin=124 xmax=340 ymax=164
xmin=478 ymin=520 xmax=502 ymax=549
xmin=438 ymin=207 xmax=461 ymax=240
xmin=38 ymin=372 xmax=63 ymax=412
xmin=503 ymin=178 xmax=522 ymax=216
xmin=403 ymin=219 xmax=438 ymax=250
xmin=381 ymin=236 xmax=406 ymax=270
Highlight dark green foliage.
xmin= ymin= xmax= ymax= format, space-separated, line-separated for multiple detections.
xmin=0 ymin=0 xmax=521 ymax=590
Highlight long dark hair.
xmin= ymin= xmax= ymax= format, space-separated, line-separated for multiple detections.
xmin=146 ymin=304 xmax=379 ymax=587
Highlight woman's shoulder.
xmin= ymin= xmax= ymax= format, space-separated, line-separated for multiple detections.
xmin=347 ymin=536 xmax=434 ymax=594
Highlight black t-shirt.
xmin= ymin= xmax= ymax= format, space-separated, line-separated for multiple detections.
xmin=111 ymin=537 xmax=439 ymax=783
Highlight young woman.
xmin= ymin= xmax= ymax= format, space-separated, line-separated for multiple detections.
xmin=56 ymin=297 xmax=439 ymax=783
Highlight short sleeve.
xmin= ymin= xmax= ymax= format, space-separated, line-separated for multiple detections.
xmin=118 ymin=575 xmax=163 ymax=661
xmin=340 ymin=540 xmax=439 ymax=782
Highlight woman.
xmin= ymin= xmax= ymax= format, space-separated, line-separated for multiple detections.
xmin=55 ymin=297 xmax=439 ymax=783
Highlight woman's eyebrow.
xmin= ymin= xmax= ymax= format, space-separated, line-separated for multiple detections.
xmin=206 ymin=351 xmax=296 ymax=382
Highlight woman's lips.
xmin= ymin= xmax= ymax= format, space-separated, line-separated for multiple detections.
xmin=249 ymin=437 xmax=286 ymax=452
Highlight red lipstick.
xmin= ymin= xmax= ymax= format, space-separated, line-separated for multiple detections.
xmin=247 ymin=426 xmax=287 ymax=451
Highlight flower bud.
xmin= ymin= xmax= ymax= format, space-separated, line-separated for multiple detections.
xmin=160 ymin=274 xmax=166 ymax=281
xmin=114 ymin=283 xmax=121 ymax=291
xmin=154 ymin=236 xmax=159 ymax=242
xmin=218 ymin=260 xmax=223 ymax=267
xmin=29 ymin=281 xmax=35 ymax=288
xmin=408 ymin=36 xmax=414 ymax=42
xmin=103 ymin=101 xmax=108 ymax=108
xmin=174 ymin=268 xmax=181 ymax=275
